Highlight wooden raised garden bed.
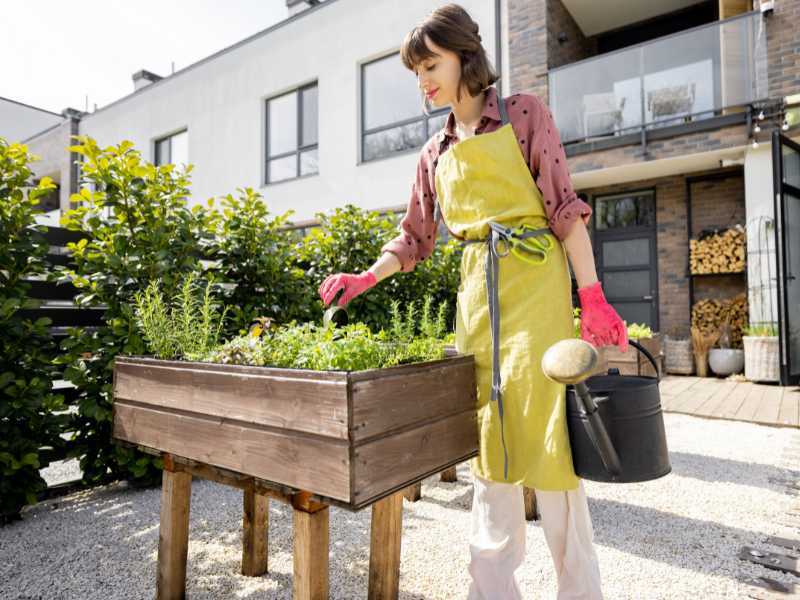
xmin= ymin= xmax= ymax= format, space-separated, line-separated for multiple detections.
xmin=112 ymin=349 xmax=477 ymax=599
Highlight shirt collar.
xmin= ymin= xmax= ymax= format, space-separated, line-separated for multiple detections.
xmin=437 ymin=86 xmax=501 ymax=143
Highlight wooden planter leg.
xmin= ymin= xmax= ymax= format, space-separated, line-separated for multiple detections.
xmin=242 ymin=489 xmax=269 ymax=576
xmin=293 ymin=496 xmax=329 ymax=600
xmin=523 ymin=487 xmax=540 ymax=521
xmin=402 ymin=482 xmax=421 ymax=502
xmin=156 ymin=466 xmax=192 ymax=600
xmin=440 ymin=466 xmax=458 ymax=482
xmin=368 ymin=491 xmax=403 ymax=600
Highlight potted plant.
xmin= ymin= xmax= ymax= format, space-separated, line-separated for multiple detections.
xmin=113 ymin=273 xmax=478 ymax=510
xmin=664 ymin=327 xmax=694 ymax=375
xmin=742 ymin=322 xmax=779 ymax=382
xmin=708 ymin=319 xmax=744 ymax=376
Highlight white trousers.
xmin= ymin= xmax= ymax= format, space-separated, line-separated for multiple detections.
xmin=466 ymin=472 xmax=603 ymax=600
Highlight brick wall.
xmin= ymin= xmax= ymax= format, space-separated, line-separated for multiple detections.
xmin=507 ymin=0 xmax=548 ymax=98
xmin=765 ymin=0 xmax=800 ymax=100
xmin=546 ymin=0 xmax=596 ymax=71
xmin=581 ymin=166 xmax=745 ymax=337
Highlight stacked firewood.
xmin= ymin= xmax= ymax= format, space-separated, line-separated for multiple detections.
xmin=690 ymin=292 xmax=748 ymax=348
xmin=689 ymin=225 xmax=746 ymax=274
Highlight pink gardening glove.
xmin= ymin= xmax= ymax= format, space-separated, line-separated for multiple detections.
xmin=577 ymin=281 xmax=629 ymax=352
xmin=319 ymin=271 xmax=377 ymax=308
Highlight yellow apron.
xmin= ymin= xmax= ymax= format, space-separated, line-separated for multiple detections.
xmin=433 ymin=89 xmax=580 ymax=491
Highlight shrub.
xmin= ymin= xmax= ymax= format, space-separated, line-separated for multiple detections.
xmin=0 ymin=138 xmax=65 ymax=521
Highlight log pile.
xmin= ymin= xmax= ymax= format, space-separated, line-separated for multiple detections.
xmin=690 ymin=292 xmax=748 ymax=348
xmin=689 ymin=225 xmax=746 ymax=274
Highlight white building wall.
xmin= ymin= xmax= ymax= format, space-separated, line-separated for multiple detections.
xmin=0 ymin=98 xmax=63 ymax=143
xmin=78 ymin=0 xmax=497 ymax=224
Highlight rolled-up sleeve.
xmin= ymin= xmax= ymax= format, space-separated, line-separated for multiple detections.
xmin=380 ymin=144 xmax=438 ymax=272
xmin=525 ymin=94 xmax=592 ymax=241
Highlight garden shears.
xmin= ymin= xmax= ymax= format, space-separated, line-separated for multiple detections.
xmin=488 ymin=222 xmax=554 ymax=265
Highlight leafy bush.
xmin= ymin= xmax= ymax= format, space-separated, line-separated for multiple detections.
xmin=0 ymin=138 xmax=65 ymax=522
xmin=209 ymin=188 xmax=312 ymax=334
xmin=55 ymin=135 xmax=215 ymax=486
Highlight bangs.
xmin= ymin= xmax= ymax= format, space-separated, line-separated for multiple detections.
xmin=400 ymin=27 xmax=438 ymax=73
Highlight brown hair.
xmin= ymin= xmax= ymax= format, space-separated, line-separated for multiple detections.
xmin=401 ymin=3 xmax=499 ymax=112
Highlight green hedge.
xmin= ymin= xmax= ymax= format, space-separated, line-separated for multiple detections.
xmin=0 ymin=139 xmax=66 ymax=522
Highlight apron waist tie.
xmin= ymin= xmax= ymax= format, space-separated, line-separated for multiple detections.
xmin=461 ymin=221 xmax=552 ymax=480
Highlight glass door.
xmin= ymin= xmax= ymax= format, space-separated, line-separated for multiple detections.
xmin=772 ymin=130 xmax=800 ymax=386
xmin=593 ymin=191 xmax=659 ymax=330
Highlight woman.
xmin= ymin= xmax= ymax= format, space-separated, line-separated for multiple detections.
xmin=319 ymin=4 xmax=627 ymax=599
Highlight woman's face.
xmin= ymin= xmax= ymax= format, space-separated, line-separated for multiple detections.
xmin=415 ymin=34 xmax=465 ymax=109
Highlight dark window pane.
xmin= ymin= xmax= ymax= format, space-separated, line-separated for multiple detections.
xmin=155 ymin=138 xmax=170 ymax=166
xmin=268 ymin=91 xmax=298 ymax=156
xmin=612 ymin=302 xmax=653 ymax=328
xmin=300 ymin=148 xmax=318 ymax=176
xmin=604 ymin=269 xmax=651 ymax=297
xmin=363 ymin=121 xmax=425 ymax=161
xmin=602 ymin=238 xmax=650 ymax=267
xmin=363 ymin=53 xmax=419 ymax=130
xmin=595 ymin=193 xmax=654 ymax=230
xmin=302 ymin=86 xmax=318 ymax=147
xmin=268 ymin=155 xmax=297 ymax=183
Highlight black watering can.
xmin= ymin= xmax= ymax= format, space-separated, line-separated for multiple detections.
xmin=542 ymin=338 xmax=671 ymax=483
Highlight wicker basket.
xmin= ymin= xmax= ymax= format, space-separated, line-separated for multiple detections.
xmin=742 ymin=336 xmax=779 ymax=382
xmin=664 ymin=336 xmax=694 ymax=375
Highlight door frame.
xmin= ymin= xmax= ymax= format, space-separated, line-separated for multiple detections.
xmin=771 ymin=129 xmax=800 ymax=386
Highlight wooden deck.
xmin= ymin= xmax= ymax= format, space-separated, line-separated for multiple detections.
xmin=659 ymin=375 xmax=800 ymax=428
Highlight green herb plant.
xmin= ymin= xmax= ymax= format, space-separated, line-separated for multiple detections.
xmin=743 ymin=322 xmax=778 ymax=337
xmin=133 ymin=272 xmax=229 ymax=360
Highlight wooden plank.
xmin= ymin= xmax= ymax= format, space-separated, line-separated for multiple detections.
xmin=440 ymin=466 xmax=458 ymax=482
xmin=114 ymin=359 xmax=349 ymax=440
xmin=753 ymin=385 xmax=784 ymax=425
xmin=156 ymin=468 xmax=192 ymax=600
xmin=712 ymin=380 xmax=752 ymax=419
xmin=736 ymin=384 xmax=768 ymax=422
xmin=670 ymin=377 xmax=721 ymax=413
xmin=293 ymin=504 xmax=329 ymax=600
xmin=695 ymin=381 xmax=738 ymax=417
xmin=368 ymin=491 xmax=403 ymax=600
xmin=113 ymin=401 xmax=351 ymax=502
xmin=524 ymin=487 xmax=539 ymax=521
xmin=661 ymin=376 xmax=701 ymax=397
xmin=242 ymin=489 xmax=269 ymax=577
xmin=778 ymin=391 xmax=800 ymax=427
xmin=353 ymin=409 xmax=478 ymax=507
xmin=350 ymin=356 xmax=476 ymax=442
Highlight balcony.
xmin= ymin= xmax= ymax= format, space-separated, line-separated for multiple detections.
xmin=548 ymin=11 xmax=767 ymax=145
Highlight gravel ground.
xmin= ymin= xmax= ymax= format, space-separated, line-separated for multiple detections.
xmin=3 ymin=413 xmax=800 ymax=600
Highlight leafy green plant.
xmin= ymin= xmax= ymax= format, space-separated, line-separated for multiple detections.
xmin=743 ymin=322 xmax=778 ymax=337
xmin=133 ymin=273 xmax=229 ymax=360
xmin=55 ymin=135 xmax=214 ymax=487
xmin=626 ymin=323 xmax=653 ymax=339
xmin=0 ymin=137 xmax=65 ymax=521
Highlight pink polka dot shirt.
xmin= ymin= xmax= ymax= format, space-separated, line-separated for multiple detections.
xmin=381 ymin=86 xmax=593 ymax=273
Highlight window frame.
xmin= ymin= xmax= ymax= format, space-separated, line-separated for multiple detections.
xmin=153 ymin=128 xmax=188 ymax=167
xmin=360 ymin=51 xmax=449 ymax=164
xmin=264 ymin=81 xmax=319 ymax=185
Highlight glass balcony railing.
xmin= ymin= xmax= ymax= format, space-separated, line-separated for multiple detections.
xmin=548 ymin=11 xmax=767 ymax=144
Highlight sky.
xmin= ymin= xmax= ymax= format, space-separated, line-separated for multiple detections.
xmin=2 ymin=1 xmax=289 ymax=114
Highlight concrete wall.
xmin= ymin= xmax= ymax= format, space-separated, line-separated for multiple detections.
xmin=0 ymin=98 xmax=63 ymax=143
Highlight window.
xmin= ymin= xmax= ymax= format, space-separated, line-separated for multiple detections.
xmin=266 ymin=83 xmax=319 ymax=184
xmin=154 ymin=130 xmax=188 ymax=167
xmin=361 ymin=52 xmax=448 ymax=162
xmin=594 ymin=191 xmax=655 ymax=230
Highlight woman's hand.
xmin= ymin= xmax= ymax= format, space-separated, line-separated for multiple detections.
xmin=577 ymin=281 xmax=629 ymax=351
xmin=319 ymin=271 xmax=377 ymax=308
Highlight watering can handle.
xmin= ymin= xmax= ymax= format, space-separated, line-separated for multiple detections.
xmin=628 ymin=339 xmax=660 ymax=381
